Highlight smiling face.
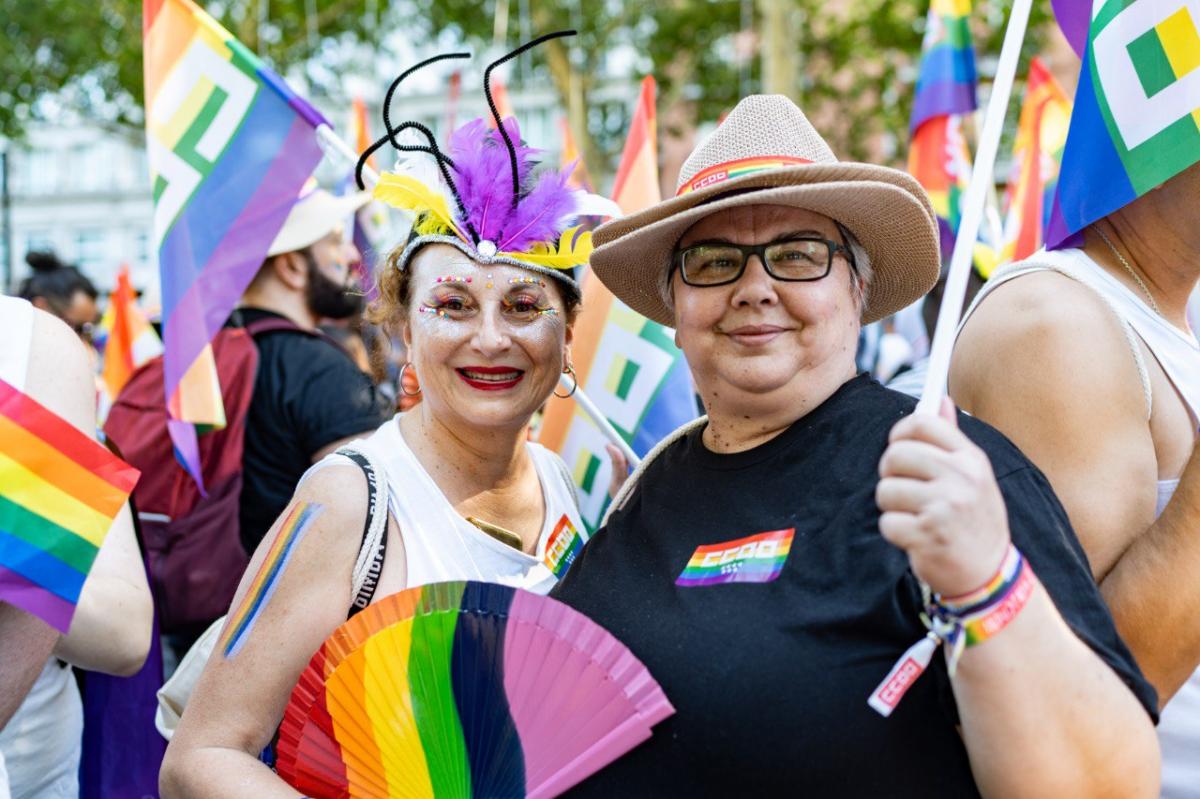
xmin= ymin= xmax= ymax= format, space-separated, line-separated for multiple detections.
xmin=672 ymin=204 xmax=863 ymax=419
xmin=402 ymin=244 xmax=573 ymax=431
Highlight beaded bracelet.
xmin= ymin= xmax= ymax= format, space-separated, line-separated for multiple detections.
xmin=868 ymin=543 xmax=1038 ymax=718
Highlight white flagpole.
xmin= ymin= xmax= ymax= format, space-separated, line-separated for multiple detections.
xmin=917 ymin=0 xmax=1035 ymax=415
xmin=316 ymin=122 xmax=642 ymax=467
xmin=560 ymin=373 xmax=642 ymax=467
xmin=316 ymin=124 xmax=380 ymax=187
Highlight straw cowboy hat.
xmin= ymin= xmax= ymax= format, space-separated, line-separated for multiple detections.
xmin=591 ymin=95 xmax=941 ymax=326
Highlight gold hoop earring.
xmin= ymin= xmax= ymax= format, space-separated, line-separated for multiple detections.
xmin=399 ymin=362 xmax=422 ymax=396
xmin=553 ymin=364 xmax=578 ymax=399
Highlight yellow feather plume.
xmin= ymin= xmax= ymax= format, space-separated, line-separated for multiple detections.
xmin=372 ymin=173 xmax=466 ymax=242
xmin=500 ymin=226 xmax=594 ymax=270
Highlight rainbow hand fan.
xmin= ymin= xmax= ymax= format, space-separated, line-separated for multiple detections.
xmin=276 ymin=581 xmax=674 ymax=798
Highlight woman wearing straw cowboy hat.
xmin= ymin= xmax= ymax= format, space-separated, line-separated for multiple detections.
xmin=551 ymin=95 xmax=1159 ymax=796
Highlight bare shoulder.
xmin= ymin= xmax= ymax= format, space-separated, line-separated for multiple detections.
xmin=23 ymin=308 xmax=97 ymax=435
xmin=951 ymin=271 xmax=1145 ymax=422
xmin=289 ymin=461 xmax=373 ymax=554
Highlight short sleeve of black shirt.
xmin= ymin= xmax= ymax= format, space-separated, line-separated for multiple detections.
xmin=550 ymin=374 xmax=1155 ymax=798
xmin=923 ymin=446 xmax=1160 ymax=727
xmin=238 ymin=309 xmax=391 ymax=552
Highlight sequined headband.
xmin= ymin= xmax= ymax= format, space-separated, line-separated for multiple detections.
xmin=357 ymin=31 xmax=620 ymax=295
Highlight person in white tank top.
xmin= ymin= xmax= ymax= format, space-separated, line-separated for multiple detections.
xmin=0 ymin=297 xmax=154 ymax=798
xmin=162 ymin=69 xmax=622 ymax=792
xmin=952 ymin=163 xmax=1200 ymax=797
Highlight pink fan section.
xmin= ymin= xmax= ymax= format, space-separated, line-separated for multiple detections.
xmin=504 ymin=591 xmax=675 ymax=797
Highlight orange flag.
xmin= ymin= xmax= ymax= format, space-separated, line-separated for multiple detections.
xmin=559 ymin=117 xmax=594 ymax=192
xmin=487 ymin=75 xmax=516 ymax=128
xmin=610 ymin=76 xmax=660 ymax=214
xmin=351 ymin=96 xmax=374 ymax=170
xmin=537 ymin=76 xmax=698 ymax=530
xmin=1001 ymin=57 xmax=1070 ymax=263
xmin=101 ymin=266 xmax=137 ymax=399
xmin=446 ymin=71 xmax=463 ymax=136
xmin=100 ymin=265 xmax=161 ymax=401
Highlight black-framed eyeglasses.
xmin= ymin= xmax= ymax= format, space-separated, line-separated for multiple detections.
xmin=673 ymin=236 xmax=855 ymax=287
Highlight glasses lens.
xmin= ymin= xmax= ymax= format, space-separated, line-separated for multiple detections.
xmin=681 ymin=245 xmax=745 ymax=285
xmin=766 ymin=239 xmax=831 ymax=280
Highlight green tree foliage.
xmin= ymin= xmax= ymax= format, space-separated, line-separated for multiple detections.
xmin=0 ymin=0 xmax=1060 ymax=174
xmin=0 ymin=0 xmax=389 ymax=140
xmin=407 ymin=0 xmax=1057 ymax=177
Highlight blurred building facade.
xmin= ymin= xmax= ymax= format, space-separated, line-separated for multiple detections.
xmin=4 ymin=121 xmax=155 ymax=294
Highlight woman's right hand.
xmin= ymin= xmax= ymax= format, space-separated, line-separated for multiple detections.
xmin=606 ymin=444 xmax=632 ymax=501
xmin=875 ymin=397 xmax=1011 ymax=598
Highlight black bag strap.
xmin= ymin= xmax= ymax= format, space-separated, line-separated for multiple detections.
xmin=338 ymin=448 xmax=388 ymax=618
xmin=242 ymin=314 xmax=354 ymax=361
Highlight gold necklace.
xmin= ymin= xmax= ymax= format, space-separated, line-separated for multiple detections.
xmin=1094 ymin=225 xmax=1162 ymax=315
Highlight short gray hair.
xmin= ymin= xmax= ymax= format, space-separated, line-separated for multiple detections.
xmin=837 ymin=222 xmax=873 ymax=313
xmin=658 ymin=219 xmax=874 ymax=317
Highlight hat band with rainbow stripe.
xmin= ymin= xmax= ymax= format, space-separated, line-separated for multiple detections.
xmin=675 ymin=155 xmax=813 ymax=197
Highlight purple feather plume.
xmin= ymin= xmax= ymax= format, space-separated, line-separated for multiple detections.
xmin=447 ymin=116 xmax=579 ymax=249
xmin=496 ymin=166 xmax=579 ymax=252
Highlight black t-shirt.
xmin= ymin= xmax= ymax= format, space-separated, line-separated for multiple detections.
xmin=550 ymin=374 xmax=1156 ymax=798
xmin=238 ymin=308 xmax=391 ymax=552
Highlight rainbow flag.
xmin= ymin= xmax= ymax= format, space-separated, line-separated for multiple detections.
xmin=1001 ymin=58 xmax=1071 ymax=262
xmin=910 ymin=0 xmax=978 ymax=134
xmin=1048 ymin=0 xmax=1200 ymax=247
xmin=538 ymin=76 xmax=699 ymax=530
xmin=908 ymin=114 xmax=974 ymax=262
xmin=0 ymin=380 xmax=140 ymax=631
xmin=908 ymin=0 xmax=978 ymax=262
xmin=1051 ymin=0 xmax=1090 ymax=58
xmin=100 ymin=264 xmax=163 ymax=402
xmin=144 ymin=0 xmax=328 ymax=488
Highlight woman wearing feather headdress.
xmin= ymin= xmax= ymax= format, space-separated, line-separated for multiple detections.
xmin=162 ymin=34 xmax=623 ymax=797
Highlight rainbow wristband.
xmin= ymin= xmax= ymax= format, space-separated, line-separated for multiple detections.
xmin=960 ymin=560 xmax=1036 ymax=646
xmin=926 ymin=544 xmax=1037 ymax=674
xmin=936 ymin=544 xmax=1023 ymax=611
xmin=869 ymin=544 xmax=1038 ymax=717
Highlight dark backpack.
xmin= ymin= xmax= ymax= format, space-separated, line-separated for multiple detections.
xmin=103 ymin=316 xmax=314 ymax=635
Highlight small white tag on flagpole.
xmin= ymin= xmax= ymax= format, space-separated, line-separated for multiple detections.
xmin=868 ymin=632 xmax=940 ymax=717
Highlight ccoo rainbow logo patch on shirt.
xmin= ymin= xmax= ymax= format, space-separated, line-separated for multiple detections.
xmin=544 ymin=514 xmax=583 ymax=579
xmin=676 ymin=528 xmax=794 ymax=587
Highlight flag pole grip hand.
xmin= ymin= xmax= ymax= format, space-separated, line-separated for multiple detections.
xmin=562 ymin=375 xmax=641 ymax=468
xmin=917 ymin=0 xmax=1035 ymax=416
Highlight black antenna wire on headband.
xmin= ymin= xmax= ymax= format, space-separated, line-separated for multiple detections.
xmin=357 ymin=122 xmax=453 ymax=185
xmin=483 ymin=30 xmax=577 ymax=210
xmin=387 ymin=119 xmax=482 ymax=244
xmin=354 ymin=52 xmax=470 ymax=190
xmin=360 ymin=121 xmax=480 ymax=242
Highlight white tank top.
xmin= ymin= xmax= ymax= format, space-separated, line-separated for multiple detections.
xmin=962 ymin=248 xmax=1200 ymax=798
xmin=0 ymin=297 xmax=33 ymax=389
xmin=0 ymin=297 xmax=83 ymax=799
xmin=308 ymin=414 xmax=588 ymax=597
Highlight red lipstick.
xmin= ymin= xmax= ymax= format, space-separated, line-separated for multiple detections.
xmin=456 ymin=366 xmax=526 ymax=391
